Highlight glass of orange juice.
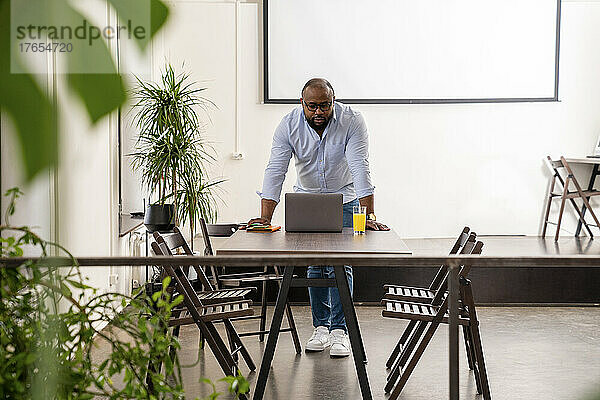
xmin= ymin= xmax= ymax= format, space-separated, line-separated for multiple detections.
xmin=353 ymin=205 xmax=367 ymax=235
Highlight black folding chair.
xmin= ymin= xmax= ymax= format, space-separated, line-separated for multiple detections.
xmin=154 ymin=228 xmax=257 ymax=355
xmin=383 ymin=233 xmax=480 ymax=393
xmin=151 ymin=237 xmax=256 ymax=378
xmin=382 ymin=227 xmax=471 ymax=369
xmin=381 ymin=240 xmax=491 ymax=400
xmin=157 ymin=227 xmax=255 ymax=303
xmin=200 ymin=218 xmax=302 ymax=353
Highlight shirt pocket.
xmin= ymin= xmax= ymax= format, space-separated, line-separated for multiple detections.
xmin=325 ymin=142 xmax=346 ymax=166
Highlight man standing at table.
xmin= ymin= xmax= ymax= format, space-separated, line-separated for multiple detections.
xmin=249 ymin=78 xmax=389 ymax=357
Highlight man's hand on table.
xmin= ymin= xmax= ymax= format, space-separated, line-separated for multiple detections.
xmin=247 ymin=217 xmax=271 ymax=225
xmin=247 ymin=217 xmax=390 ymax=230
xmin=366 ymin=220 xmax=390 ymax=231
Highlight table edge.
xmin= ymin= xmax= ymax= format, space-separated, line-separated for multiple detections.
xmin=215 ymin=249 xmax=413 ymax=256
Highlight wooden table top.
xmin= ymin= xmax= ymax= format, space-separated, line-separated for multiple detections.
xmin=215 ymin=228 xmax=412 ymax=256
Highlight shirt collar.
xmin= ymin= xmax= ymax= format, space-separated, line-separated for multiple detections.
xmin=331 ymin=101 xmax=338 ymax=123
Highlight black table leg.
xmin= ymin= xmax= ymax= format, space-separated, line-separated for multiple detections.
xmin=252 ymin=266 xmax=294 ymax=400
xmin=576 ymin=164 xmax=599 ymax=236
xmin=334 ymin=265 xmax=372 ymax=400
xmin=347 ymin=286 xmax=368 ymax=364
xmin=448 ymin=263 xmax=460 ymax=400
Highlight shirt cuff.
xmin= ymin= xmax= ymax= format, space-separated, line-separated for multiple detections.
xmin=355 ymin=186 xmax=375 ymax=199
xmin=257 ymin=190 xmax=281 ymax=203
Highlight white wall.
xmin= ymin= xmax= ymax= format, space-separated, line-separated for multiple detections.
xmin=119 ymin=0 xmax=600 ymax=238
xmin=54 ymin=5 xmax=129 ymax=296
xmin=1 ymin=108 xmax=55 ymax=256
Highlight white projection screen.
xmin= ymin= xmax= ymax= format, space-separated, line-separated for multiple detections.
xmin=265 ymin=0 xmax=560 ymax=103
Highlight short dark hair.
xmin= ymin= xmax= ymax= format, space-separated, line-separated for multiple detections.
xmin=301 ymin=78 xmax=335 ymax=98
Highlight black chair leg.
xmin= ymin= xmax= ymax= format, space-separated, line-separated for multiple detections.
xmin=225 ymin=320 xmax=238 ymax=363
xmin=273 ymin=264 xmax=301 ymax=354
xmin=205 ymin=321 xmax=239 ymax=376
xmin=284 ymin=301 xmax=302 ymax=354
xmin=389 ymin=316 xmax=443 ymax=400
xmin=385 ymin=355 xmax=402 ymax=392
xmin=386 ymin=323 xmax=425 ymax=390
xmin=199 ymin=331 xmax=205 ymax=349
xmin=462 ymin=324 xmax=475 ymax=370
xmin=398 ymin=320 xmax=428 ymax=367
xmin=471 ymin=322 xmax=491 ymax=400
xmin=224 ymin=319 xmax=256 ymax=371
xmin=463 ymin=283 xmax=491 ymax=400
xmin=259 ymin=272 xmax=268 ymax=342
xmin=386 ymin=320 xmax=417 ymax=368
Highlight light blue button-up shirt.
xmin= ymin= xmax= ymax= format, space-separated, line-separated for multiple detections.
xmin=260 ymin=102 xmax=375 ymax=204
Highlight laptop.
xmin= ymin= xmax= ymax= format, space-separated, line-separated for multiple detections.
xmin=285 ymin=193 xmax=343 ymax=232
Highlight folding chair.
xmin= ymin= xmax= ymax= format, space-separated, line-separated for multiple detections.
xmin=156 ymin=227 xmax=255 ymax=304
xmin=151 ymin=236 xmax=256 ymax=375
xmin=153 ymin=228 xmax=257 ymax=357
xmin=382 ymin=227 xmax=471 ymax=370
xmin=381 ymin=240 xmax=490 ymax=400
xmin=542 ymin=156 xmax=600 ymax=241
xmin=199 ymin=218 xmax=302 ymax=354
xmin=383 ymin=232 xmax=479 ymax=393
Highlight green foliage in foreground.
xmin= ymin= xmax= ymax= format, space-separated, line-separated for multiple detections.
xmin=0 ymin=188 xmax=249 ymax=399
xmin=0 ymin=0 xmax=169 ymax=181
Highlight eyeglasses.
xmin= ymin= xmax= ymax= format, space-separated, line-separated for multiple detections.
xmin=302 ymin=100 xmax=333 ymax=112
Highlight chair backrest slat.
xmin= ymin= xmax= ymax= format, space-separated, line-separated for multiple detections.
xmin=199 ymin=219 xmax=214 ymax=256
xmin=545 ymin=156 xmax=570 ymax=187
xmin=150 ymin=240 xmax=205 ymax=308
xmin=457 ymin=241 xmax=484 ymax=278
xmin=153 ymin=229 xmax=215 ymax=291
xmin=546 ymin=156 xmax=564 ymax=170
xmin=560 ymin=156 xmax=591 ymax=194
xmin=429 ymin=227 xmax=471 ymax=290
xmin=559 ymin=156 xmax=576 ymax=176
xmin=432 ymin=233 xmax=481 ymax=305
xmin=162 ymin=227 xmax=193 ymax=254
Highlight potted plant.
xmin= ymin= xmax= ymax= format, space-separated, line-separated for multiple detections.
xmin=130 ymin=64 xmax=224 ymax=241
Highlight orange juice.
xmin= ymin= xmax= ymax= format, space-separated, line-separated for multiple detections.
xmin=353 ymin=213 xmax=366 ymax=234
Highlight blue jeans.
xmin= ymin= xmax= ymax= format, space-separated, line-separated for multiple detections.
xmin=307 ymin=198 xmax=358 ymax=333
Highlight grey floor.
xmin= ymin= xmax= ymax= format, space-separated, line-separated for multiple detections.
xmin=170 ymin=305 xmax=600 ymax=400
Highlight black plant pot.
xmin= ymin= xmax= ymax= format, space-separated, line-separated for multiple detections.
xmin=144 ymin=204 xmax=175 ymax=232
xmin=206 ymin=223 xmax=240 ymax=237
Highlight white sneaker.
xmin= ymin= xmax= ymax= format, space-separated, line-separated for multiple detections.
xmin=329 ymin=329 xmax=351 ymax=358
xmin=306 ymin=326 xmax=331 ymax=352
